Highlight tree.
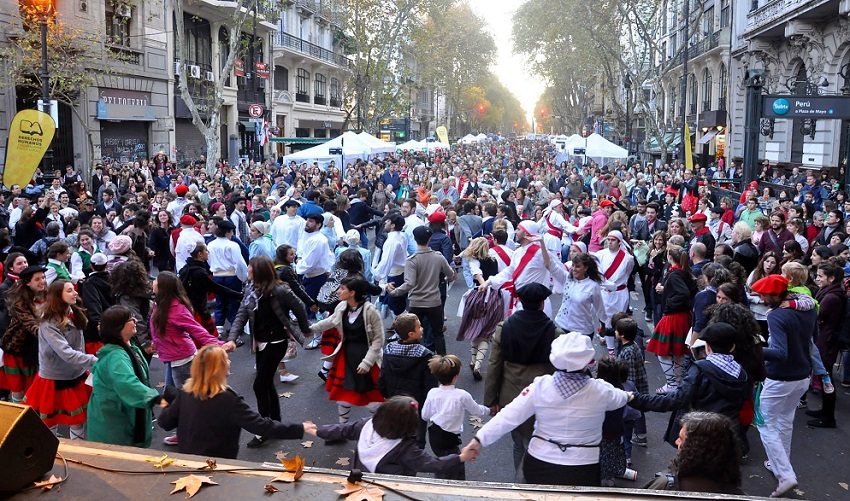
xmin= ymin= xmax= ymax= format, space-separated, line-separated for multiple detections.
xmin=172 ymin=0 xmax=269 ymax=174
xmin=0 ymin=4 xmax=131 ymax=170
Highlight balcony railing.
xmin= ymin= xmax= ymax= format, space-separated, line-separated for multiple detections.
xmin=746 ymin=0 xmax=824 ymax=33
xmin=314 ymin=95 xmax=326 ymax=105
xmin=329 ymin=97 xmax=341 ymax=108
xmin=702 ymin=100 xmax=711 ymax=112
xmin=110 ymin=45 xmax=144 ymax=66
xmin=275 ymin=32 xmax=353 ymax=70
xmin=718 ymin=97 xmax=727 ymax=110
xmin=689 ymin=103 xmax=697 ymax=114
xmin=296 ymin=92 xmax=310 ymax=103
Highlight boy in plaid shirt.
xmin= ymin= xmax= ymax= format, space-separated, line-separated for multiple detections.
xmin=614 ymin=314 xmax=648 ymax=458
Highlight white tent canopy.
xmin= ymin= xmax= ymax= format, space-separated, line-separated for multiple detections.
xmin=281 ymin=134 xmax=368 ymax=171
xmin=566 ymin=133 xmax=628 ymax=165
xmin=356 ymin=131 xmax=397 ymax=154
xmin=396 ymin=139 xmax=425 ymax=151
xmin=425 ymin=141 xmax=451 ymax=150
xmin=475 ymin=133 xmax=488 ymax=140
xmin=459 ymin=134 xmax=481 ymax=144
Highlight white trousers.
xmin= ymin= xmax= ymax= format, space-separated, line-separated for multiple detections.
xmin=757 ymin=377 xmax=809 ymax=485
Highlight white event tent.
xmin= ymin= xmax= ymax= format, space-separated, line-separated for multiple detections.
xmin=565 ymin=133 xmax=628 ymax=165
xmin=282 ymin=131 xmax=399 ymax=171
xmin=356 ymin=131 xmax=397 ymax=155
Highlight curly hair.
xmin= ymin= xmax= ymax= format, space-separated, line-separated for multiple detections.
xmin=705 ymin=302 xmax=765 ymax=382
xmin=672 ymin=412 xmax=741 ymax=487
xmin=110 ymin=258 xmax=152 ymax=297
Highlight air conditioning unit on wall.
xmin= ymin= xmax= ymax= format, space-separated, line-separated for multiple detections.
xmin=189 ymin=65 xmax=201 ymax=79
xmin=116 ymin=4 xmax=132 ymax=18
xmin=205 ymin=71 xmax=215 ymax=82
xmin=173 ymin=62 xmax=182 ymax=75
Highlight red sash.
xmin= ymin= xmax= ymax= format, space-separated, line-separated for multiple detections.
xmin=603 ymin=249 xmax=626 ymax=280
xmin=492 ymin=246 xmax=511 ymax=266
xmin=502 ymin=244 xmax=540 ymax=313
xmin=545 ymin=215 xmax=564 ymax=239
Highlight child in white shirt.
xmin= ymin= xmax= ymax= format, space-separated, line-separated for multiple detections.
xmin=421 ymin=354 xmax=492 ymax=480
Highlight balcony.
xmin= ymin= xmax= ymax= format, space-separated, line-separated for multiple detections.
xmin=314 ymin=95 xmax=326 ymax=105
xmin=275 ymin=32 xmax=353 ymax=70
xmin=718 ymin=97 xmax=727 ymax=110
xmin=109 ymin=45 xmax=144 ymax=66
xmin=702 ymin=100 xmax=711 ymax=112
xmin=329 ymin=97 xmax=341 ymax=108
xmin=746 ymin=0 xmax=831 ymax=34
xmin=661 ymin=28 xmax=729 ymax=73
xmin=296 ymin=92 xmax=310 ymax=103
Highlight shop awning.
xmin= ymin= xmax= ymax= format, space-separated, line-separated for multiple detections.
xmin=698 ymin=129 xmax=718 ymax=144
xmin=269 ymin=137 xmax=330 ymax=145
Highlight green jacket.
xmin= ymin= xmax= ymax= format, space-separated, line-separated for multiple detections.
xmin=87 ymin=342 xmax=160 ymax=448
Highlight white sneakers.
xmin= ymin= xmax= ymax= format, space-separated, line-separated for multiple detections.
xmin=279 ymin=373 xmax=299 ymax=383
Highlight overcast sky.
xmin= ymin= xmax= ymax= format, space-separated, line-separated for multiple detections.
xmin=466 ymin=0 xmax=545 ymax=123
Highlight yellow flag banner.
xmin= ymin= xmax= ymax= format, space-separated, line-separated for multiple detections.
xmin=684 ymin=122 xmax=694 ymax=171
xmin=5 ymin=109 xmax=56 ymax=188
xmin=436 ymin=125 xmax=449 ymax=145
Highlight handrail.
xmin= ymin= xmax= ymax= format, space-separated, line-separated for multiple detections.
xmin=274 ymin=32 xmax=352 ymax=69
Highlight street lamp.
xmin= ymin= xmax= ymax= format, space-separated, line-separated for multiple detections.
xmin=31 ymin=0 xmax=55 ymax=174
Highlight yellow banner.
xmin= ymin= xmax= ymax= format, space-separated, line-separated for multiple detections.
xmin=436 ymin=125 xmax=449 ymax=145
xmin=684 ymin=122 xmax=694 ymax=171
xmin=5 ymin=109 xmax=56 ymax=188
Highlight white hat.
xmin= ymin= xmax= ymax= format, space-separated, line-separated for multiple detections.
xmin=517 ymin=220 xmax=538 ymax=237
xmin=90 ymin=253 xmax=108 ymax=266
xmin=550 ymin=332 xmax=596 ymax=372
xmin=251 ymin=221 xmax=270 ymax=235
xmin=344 ymin=229 xmax=360 ymax=246
xmin=606 ymin=230 xmax=624 ymax=242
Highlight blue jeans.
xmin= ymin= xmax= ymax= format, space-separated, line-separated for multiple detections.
xmin=461 ymin=257 xmax=474 ymax=289
xmin=213 ymin=276 xmax=242 ymax=329
xmin=302 ymin=274 xmax=328 ymax=319
xmin=167 ymin=361 xmax=192 ymax=388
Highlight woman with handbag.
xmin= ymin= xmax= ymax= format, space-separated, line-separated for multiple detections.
xmin=228 ymin=256 xmax=312 ymax=448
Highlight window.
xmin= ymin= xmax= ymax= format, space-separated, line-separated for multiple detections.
xmin=330 ymin=77 xmax=341 ymax=107
xmin=219 ymin=27 xmax=230 ymax=86
xmin=314 ymin=73 xmax=327 ymax=105
xmin=662 ymin=2 xmax=668 ymax=34
xmin=106 ymin=8 xmax=131 ymax=47
xmin=720 ymin=0 xmax=731 ymax=28
xmin=702 ymin=69 xmax=712 ymax=111
xmin=178 ymin=14 xmax=211 ymax=67
xmin=670 ymin=33 xmax=677 ymax=59
xmin=719 ymin=64 xmax=728 ymax=109
xmin=704 ymin=6 xmax=714 ymax=36
xmin=297 ymin=68 xmax=310 ymax=102
xmin=274 ymin=66 xmax=289 ymax=91
xmin=688 ymin=74 xmax=697 ymax=114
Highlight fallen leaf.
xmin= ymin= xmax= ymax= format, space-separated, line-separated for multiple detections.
xmin=336 ymin=456 xmax=350 ymax=466
xmin=205 ymin=459 xmax=217 ymax=470
xmin=278 ymin=392 xmax=294 ymax=398
xmin=271 ymin=454 xmax=304 ymax=483
xmin=301 ymin=440 xmax=313 ymax=448
xmin=170 ymin=474 xmax=218 ymax=498
xmin=335 ymin=481 xmax=385 ymax=501
xmin=33 ymin=475 xmax=61 ymax=490
xmin=793 ymin=489 xmax=805 ymax=496
xmin=264 ymin=484 xmax=280 ymax=493
xmin=156 ymin=381 xmax=165 ymax=388
xmin=840 ymin=482 xmax=849 ymax=491
xmin=275 ymin=451 xmax=288 ymax=459
xmin=469 ymin=416 xmax=484 ymax=429
xmin=145 ymin=453 xmax=175 ymax=470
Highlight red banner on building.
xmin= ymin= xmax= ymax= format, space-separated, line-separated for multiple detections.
xmin=234 ymin=58 xmax=245 ymax=77
xmin=255 ymin=62 xmax=269 ymax=79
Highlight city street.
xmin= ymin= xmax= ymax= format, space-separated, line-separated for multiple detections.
xmin=145 ymin=283 xmax=850 ymax=499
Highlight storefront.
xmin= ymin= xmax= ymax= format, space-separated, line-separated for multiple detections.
xmin=97 ymin=89 xmax=155 ymax=164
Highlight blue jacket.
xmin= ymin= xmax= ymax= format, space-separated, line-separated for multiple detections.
xmin=763 ymin=307 xmax=816 ymax=380
xmin=297 ymin=200 xmax=324 ymax=218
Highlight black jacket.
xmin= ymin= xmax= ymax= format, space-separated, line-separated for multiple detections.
xmin=629 ymin=359 xmax=750 ymax=447
xmin=158 ymin=388 xmax=304 ymax=459
xmin=179 ymin=258 xmax=242 ymax=319
xmin=377 ymin=340 xmax=438 ymax=405
xmin=732 ymin=240 xmax=760 ymax=275
xmin=348 ymin=199 xmax=384 ymax=227
xmin=632 ymin=218 xmax=667 ymax=241
xmin=661 ymin=268 xmax=697 ymax=315
xmin=79 ymin=271 xmax=114 ymax=344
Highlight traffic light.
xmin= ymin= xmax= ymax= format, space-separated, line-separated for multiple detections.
xmin=540 ymin=108 xmax=545 ymax=116
xmin=396 ymin=131 xmax=406 ymax=139
xmin=478 ymin=104 xmax=485 ymax=113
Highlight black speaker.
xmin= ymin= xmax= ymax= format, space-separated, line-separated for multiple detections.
xmin=0 ymin=402 xmax=59 ymax=491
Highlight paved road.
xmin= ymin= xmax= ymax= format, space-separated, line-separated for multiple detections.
xmin=144 ymin=284 xmax=850 ymax=499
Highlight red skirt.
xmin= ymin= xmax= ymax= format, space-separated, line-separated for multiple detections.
xmin=647 ymin=311 xmax=692 ymax=357
xmin=320 ymin=328 xmax=342 ymax=356
xmin=22 ymin=373 xmax=91 ymax=427
xmin=0 ymin=353 xmax=37 ymax=393
xmin=194 ymin=311 xmax=217 ymax=337
xmin=325 ymin=348 xmax=384 ymax=407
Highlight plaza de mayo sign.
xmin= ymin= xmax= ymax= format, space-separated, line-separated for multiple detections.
xmin=97 ymin=89 xmax=156 ymax=121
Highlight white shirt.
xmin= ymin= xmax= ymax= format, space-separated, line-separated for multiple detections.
xmin=207 ymin=236 xmax=248 ymax=282
xmin=708 ymin=218 xmax=732 ymax=244
xmin=594 ymin=247 xmax=634 ymax=289
xmin=475 ymin=375 xmax=628 ymax=465
xmin=295 ymin=231 xmax=333 ymax=277
xmin=271 ymin=214 xmax=305 ymax=248
xmin=174 ymin=227 xmax=205 ymax=272
xmin=166 ymin=198 xmax=188 ymax=222
xmin=486 ymin=242 xmax=551 ymax=291
xmin=403 ymin=214 xmax=424 ymax=255
xmin=421 ymin=385 xmax=489 ymax=434
xmin=488 ymin=246 xmax=514 ymax=272
xmin=550 ymin=267 xmax=607 ymax=335
xmin=70 ymin=246 xmax=98 ymax=282
xmin=373 ymin=231 xmax=408 ymax=282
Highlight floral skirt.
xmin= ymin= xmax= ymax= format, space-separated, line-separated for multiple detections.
xmin=647 ymin=311 xmax=692 ymax=357
xmin=0 ymin=353 xmax=37 ymax=393
xmin=600 ymin=437 xmax=626 ymax=480
xmin=22 ymin=373 xmax=91 ymax=427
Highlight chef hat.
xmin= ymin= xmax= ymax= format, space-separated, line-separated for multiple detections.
xmin=550 ymin=332 xmax=596 ymax=372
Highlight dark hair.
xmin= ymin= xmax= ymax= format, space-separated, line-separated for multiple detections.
xmin=42 ymin=280 xmax=87 ymax=330
xmin=492 ymin=229 xmax=508 ymax=245
xmin=672 ymin=412 xmax=742 ymax=487
xmin=830 ymin=243 xmax=848 ymax=256
xmin=152 ymin=272 xmax=194 ymax=336
xmin=305 ymin=213 xmax=324 ymax=226
xmin=572 ymin=252 xmax=602 ymax=282
xmin=717 ymin=282 xmax=741 ymax=303
xmin=390 ymin=312 xmax=419 ymax=342
xmin=812 ymin=245 xmax=834 ymax=262
xmin=596 ymin=356 xmax=625 ymax=390
xmin=189 ymin=241 xmax=207 ymax=258
xmin=428 ymin=354 xmax=462 ymax=385
xmin=46 ymin=241 xmax=70 ymax=260
xmin=249 ymin=256 xmax=281 ymax=297
xmin=340 ymin=276 xmax=369 ymax=302
xmin=372 ymin=396 xmax=421 ymax=439
xmin=818 ymin=261 xmax=844 ymax=285
xmin=768 ymin=210 xmax=786 ymax=223
xmin=275 ymin=244 xmax=295 ymax=265
xmin=667 ymin=245 xmax=693 ymax=279
xmin=615 ymin=317 xmax=638 ymax=341
xmin=386 ymin=213 xmax=405 ymax=231
xmin=3 ymin=252 xmax=25 ymax=278
xmin=111 ymin=258 xmax=152 ymax=297
xmin=705 ymin=302 xmax=765 ymax=382
xmin=483 ymin=202 xmax=497 ymax=217
xmin=646 ymin=202 xmax=660 ymax=212
xmin=337 ymin=248 xmax=364 ymax=274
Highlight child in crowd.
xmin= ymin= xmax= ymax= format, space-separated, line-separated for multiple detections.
xmin=307 ymin=395 xmax=475 ymax=476
xmin=614 ymin=315 xmax=649 ymax=458
xmin=377 ymin=313 xmax=438 ymax=449
xmin=421 ymin=354 xmax=491 ymax=480
xmin=596 ymin=356 xmax=635 ymax=486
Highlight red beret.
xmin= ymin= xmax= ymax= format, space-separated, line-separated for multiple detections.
xmin=751 ymin=275 xmax=789 ymax=296
xmin=599 ymin=200 xmax=615 ymax=208
xmin=179 ymin=215 xmax=197 ymax=226
xmin=428 ymin=211 xmax=447 ymax=223
xmin=175 ymin=185 xmax=189 ymax=196
xmin=664 ymin=187 xmax=678 ymax=195
xmin=688 ymin=213 xmax=707 ymax=222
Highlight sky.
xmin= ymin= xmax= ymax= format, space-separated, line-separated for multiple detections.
xmin=466 ymin=0 xmax=545 ymax=125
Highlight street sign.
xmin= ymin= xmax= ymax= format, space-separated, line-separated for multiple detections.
xmin=573 ymin=148 xmax=586 ymax=155
xmin=248 ymin=118 xmax=263 ymax=123
xmin=763 ymin=95 xmax=850 ymax=119
xmin=248 ymin=104 xmax=263 ymax=118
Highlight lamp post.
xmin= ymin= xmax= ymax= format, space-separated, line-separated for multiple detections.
xmin=33 ymin=0 xmax=54 ymax=174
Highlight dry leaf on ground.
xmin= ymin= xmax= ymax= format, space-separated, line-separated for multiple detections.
xmin=336 ymin=457 xmax=350 ymax=466
xmin=275 ymin=450 xmax=288 ymax=459
xmin=205 ymin=459 xmax=217 ymax=470
xmin=334 ymin=481 xmax=385 ymax=501
xmin=33 ymin=475 xmax=61 ymax=490
xmin=271 ymin=454 xmax=305 ymax=483
xmin=840 ymin=482 xmax=849 ymax=491
xmin=170 ymin=474 xmax=218 ymax=498
xmin=145 ymin=453 xmax=175 ymax=469
xmin=278 ymin=392 xmax=293 ymax=398
xmin=264 ymin=484 xmax=280 ymax=493
xmin=301 ymin=440 xmax=314 ymax=448
xmin=469 ymin=416 xmax=484 ymax=429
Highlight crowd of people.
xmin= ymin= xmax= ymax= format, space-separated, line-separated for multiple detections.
xmin=0 ymin=141 xmax=845 ymax=497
